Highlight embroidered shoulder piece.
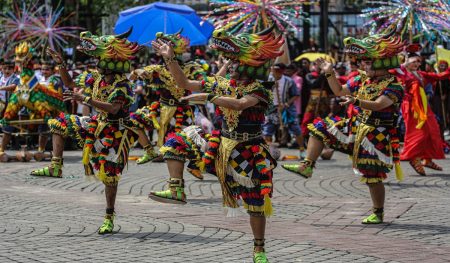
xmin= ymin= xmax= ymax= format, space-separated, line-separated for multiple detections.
xmin=89 ymin=74 xmax=128 ymax=115
xmin=203 ymin=76 xmax=268 ymax=131
xmin=75 ymin=71 xmax=102 ymax=97
xmin=142 ymin=64 xmax=187 ymax=99
xmin=357 ymin=76 xmax=396 ymax=116
xmin=183 ymin=61 xmax=205 ymax=81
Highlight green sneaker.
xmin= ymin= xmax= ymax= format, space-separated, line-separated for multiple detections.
xmin=136 ymin=145 xmax=158 ymax=165
xmin=362 ymin=213 xmax=384 ymax=224
xmin=98 ymin=216 xmax=114 ymax=234
xmin=281 ymin=162 xmax=313 ymax=179
xmin=253 ymin=251 xmax=269 ymax=263
xmin=148 ymin=178 xmax=186 ymax=205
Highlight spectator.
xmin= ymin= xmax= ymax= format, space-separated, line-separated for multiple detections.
xmin=263 ymin=63 xmax=305 ymax=157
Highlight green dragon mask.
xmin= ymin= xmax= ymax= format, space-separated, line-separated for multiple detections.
xmin=211 ymin=26 xmax=284 ymax=80
xmin=77 ymin=28 xmax=139 ymax=73
xmin=155 ymin=29 xmax=190 ymax=56
xmin=343 ymin=25 xmax=405 ymax=70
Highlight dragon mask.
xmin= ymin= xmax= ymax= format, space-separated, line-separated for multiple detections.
xmin=155 ymin=29 xmax=190 ymax=56
xmin=77 ymin=28 xmax=139 ymax=73
xmin=344 ymin=25 xmax=405 ymax=70
xmin=15 ymin=42 xmax=33 ymax=67
xmin=211 ymin=26 xmax=284 ymax=80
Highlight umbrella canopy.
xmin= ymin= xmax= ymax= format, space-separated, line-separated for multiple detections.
xmin=294 ymin=52 xmax=336 ymax=63
xmin=114 ymin=2 xmax=215 ymax=46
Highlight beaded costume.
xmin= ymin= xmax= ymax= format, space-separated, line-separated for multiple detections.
xmin=130 ymin=30 xmax=204 ymax=165
xmin=283 ymin=26 xmax=406 ymax=183
xmin=160 ymin=77 xmax=276 ymax=214
xmin=32 ymin=29 xmax=139 ymax=185
xmin=152 ymin=26 xmax=284 ymax=216
xmin=309 ymin=73 xmax=404 ymax=182
xmin=49 ymin=72 xmax=136 ymax=184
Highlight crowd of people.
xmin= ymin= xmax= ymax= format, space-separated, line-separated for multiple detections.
xmin=0 ymin=25 xmax=450 ymax=262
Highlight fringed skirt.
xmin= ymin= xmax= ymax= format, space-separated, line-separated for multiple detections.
xmin=308 ymin=116 xmax=402 ymax=183
xmin=160 ymin=126 xmax=277 ymax=216
xmin=130 ymin=101 xmax=193 ymax=147
xmin=48 ymin=113 xmax=137 ymax=185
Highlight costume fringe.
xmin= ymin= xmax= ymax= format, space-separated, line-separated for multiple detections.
xmin=327 ymin=125 xmax=354 ymax=144
xmin=225 ymin=207 xmax=241 ymax=217
xmin=183 ymin=126 xmax=207 ymax=150
xmin=360 ymin=137 xmax=393 ymax=165
xmin=360 ymin=177 xmax=384 ymax=184
xmin=228 ymin=165 xmax=255 ymax=188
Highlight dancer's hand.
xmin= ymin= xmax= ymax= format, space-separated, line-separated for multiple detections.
xmin=130 ymin=69 xmax=151 ymax=80
xmin=46 ymin=48 xmax=63 ymax=65
xmin=339 ymin=95 xmax=357 ymax=106
xmin=180 ymin=93 xmax=208 ymax=102
xmin=63 ymin=88 xmax=84 ymax=102
xmin=316 ymin=58 xmax=334 ymax=73
xmin=216 ymin=55 xmax=231 ymax=68
xmin=152 ymin=39 xmax=175 ymax=60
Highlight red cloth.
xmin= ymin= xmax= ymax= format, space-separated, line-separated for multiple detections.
xmin=400 ymin=96 xmax=445 ymax=160
xmin=392 ymin=67 xmax=447 ymax=160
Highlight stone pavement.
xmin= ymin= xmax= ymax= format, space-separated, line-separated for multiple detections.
xmin=1 ymin=148 xmax=450 ymax=263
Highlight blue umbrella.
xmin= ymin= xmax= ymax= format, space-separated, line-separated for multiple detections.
xmin=114 ymin=2 xmax=214 ymax=46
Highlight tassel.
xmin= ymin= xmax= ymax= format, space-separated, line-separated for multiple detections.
xmin=395 ymin=162 xmax=404 ymax=182
xmin=197 ymin=160 xmax=206 ymax=172
xmin=263 ymin=194 xmax=273 ymax=217
xmin=82 ymin=146 xmax=91 ymax=165
xmin=152 ymin=117 xmax=160 ymax=130
xmin=98 ymin=162 xmax=106 ymax=183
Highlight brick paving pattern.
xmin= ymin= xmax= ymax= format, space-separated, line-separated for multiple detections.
xmin=0 ymin=149 xmax=449 ymax=262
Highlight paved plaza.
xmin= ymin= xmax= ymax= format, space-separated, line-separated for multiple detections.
xmin=0 ymin=149 xmax=449 ymax=263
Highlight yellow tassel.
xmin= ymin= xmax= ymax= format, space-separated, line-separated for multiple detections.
xmin=197 ymin=160 xmax=206 ymax=172
xmin=395 ymin=162 xmax=404 ymax=182
xmin=98 ymin=163 xmax=106 ymax=183
xmin=82 ymin=146 xmax=91 ymax=165
xmin=263 ymin=194 xmax=273 ymax=217
xmin=152 ymin=117 xmax=160 ymax=130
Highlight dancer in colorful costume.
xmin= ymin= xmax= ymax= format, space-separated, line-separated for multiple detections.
xmin=0 ymin=42 xmax=66 ymax=160
xmin=130 ymin=30 xmax=205 ymax=179
xmin=391 ymin=46 xmax=450 ymax=176
xmin=282 ymin=26 xmax=405 ymax=224
xmin=31 ymin=29 xmax=139 ymax=234
xmin=150 ymin=26 xmax=283 ymax=263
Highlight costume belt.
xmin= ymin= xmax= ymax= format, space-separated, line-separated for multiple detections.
xmin=221 ymin=130 xmax=262 ymax=142
xmin=105 ymin=117 xmax=131 ymax=125
xmin=310 ymin=90 xmax=328 ymax=97
xmin=357 ymin=114 xmax=394 ymax=127
xmin=160 ymin=97 xmax=187 ymax=106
